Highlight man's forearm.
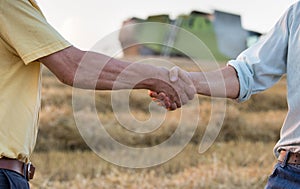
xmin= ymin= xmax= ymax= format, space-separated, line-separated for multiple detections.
xmin=40 ymin=46 xmax=166 ymax=91
xmin=189 ymin=66 xmax=240 ymax=99
xmin=40 ymin=46 xmax=196 ymax=110
xmin=74 ymin=51 xmax=167 ymax=91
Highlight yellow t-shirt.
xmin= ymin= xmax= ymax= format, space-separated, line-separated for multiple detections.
xmin=0 ymin=0 xmax=71 ymax=162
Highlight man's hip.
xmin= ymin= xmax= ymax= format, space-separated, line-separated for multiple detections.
xmin=0 ymin=169 xmax=30 ymax=189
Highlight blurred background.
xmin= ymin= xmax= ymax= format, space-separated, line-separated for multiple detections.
xmin=31 ymin=0 xmax=296 ymax=188
xmin=38 ymin=0 xmax=297 ymax=57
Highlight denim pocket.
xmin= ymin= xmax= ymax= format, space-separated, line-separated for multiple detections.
xmin=2 ymin=170 xmax=29 ymax=189
xmin=269 ymin=163 xmax=280 ymax=178
xmin=0 ymin=170 xmax=11 ymax=188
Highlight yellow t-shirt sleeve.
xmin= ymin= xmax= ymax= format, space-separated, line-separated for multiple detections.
xmin=0 ymin=0 xmax=71 ymax=65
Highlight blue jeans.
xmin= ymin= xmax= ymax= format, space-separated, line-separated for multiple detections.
xmin=0 ymin=169 xmax=30 ymax=189
xmin=265 ymin=151 xmax=300 ymax=189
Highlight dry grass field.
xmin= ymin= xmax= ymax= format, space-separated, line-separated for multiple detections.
xmin=30 ymin=57 xmax=287 ymax=189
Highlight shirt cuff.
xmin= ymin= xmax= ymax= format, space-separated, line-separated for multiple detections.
xmin=227 ymin=60 xmax=254 ymax=103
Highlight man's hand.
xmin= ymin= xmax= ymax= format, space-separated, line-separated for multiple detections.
xmin=39 ymin=46 xmax=195 ymax=110
xmin=150 ymin=66 xmax=195 ymax=111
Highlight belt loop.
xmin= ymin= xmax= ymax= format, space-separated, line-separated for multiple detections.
xmin=281 ymin=150 xmax=291 ymax=167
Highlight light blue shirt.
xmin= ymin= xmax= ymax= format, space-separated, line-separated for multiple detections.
xmin=228 ymin=1 xmax=300 ymax=157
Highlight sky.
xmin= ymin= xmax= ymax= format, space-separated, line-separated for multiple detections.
xmin=37 ymin=0 xmax=298 ymax=51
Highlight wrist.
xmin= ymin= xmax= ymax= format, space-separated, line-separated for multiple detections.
xmin=190 ymin=72 xmax=207 ymax=95
xmin=150 ymin=67 xmax=169 ymax=91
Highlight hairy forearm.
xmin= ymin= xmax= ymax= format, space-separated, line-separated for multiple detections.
xmin=40 ymin=46 xmax=167 ymax=91
xmin=73 ymin=51 xmax=164 ymax=91
xmin=101 ymin=58 xmax=168 ymax=91
xmin=41 ymin=46 xmax=196 ymax=109
xmin=190 ymin=66 xmax=240 ymax=99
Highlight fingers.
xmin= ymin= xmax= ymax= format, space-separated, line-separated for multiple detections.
xmin=170 ymin=66 xmax=195 ymax=98
xmin=158 ymin=92 xmax=171 ymax=108
xmin=149 ymin=91 xmax=184 ymax=111
xmin=150 ymin=66 xmax=196 ymax=111
xmin=148 ymin=90 xmax=158 ymax=98
xmin=149 ymin=91 xmax=172 ymax=109
xmin=175 ymin=67 xmax=196 ymax=100
xmin=177 ymin=67 xmax=193 ymax=86
xmin=168 ymin=102 xmax=178 ymax=111
xmin=159 ymin=94 xmax=178 ymax=111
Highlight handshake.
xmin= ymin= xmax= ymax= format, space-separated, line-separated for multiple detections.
xmin=145 ymin=64 xmax=239 ymax=109
xmin=147 ymin=66 xmax=197 ymax=111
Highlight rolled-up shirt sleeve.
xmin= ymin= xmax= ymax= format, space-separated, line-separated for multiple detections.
xmin=227 ymin=6 xmax=293 ymax=102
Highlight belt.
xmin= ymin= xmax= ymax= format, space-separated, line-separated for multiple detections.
xmin=0 ymin=158 xmax=35 ymax=180
xmin=278 ymin=150 xmax=300 ymax=164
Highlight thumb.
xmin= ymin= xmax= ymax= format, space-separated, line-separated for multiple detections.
xmin=169 ymin=66 xmax=179 ymax=82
